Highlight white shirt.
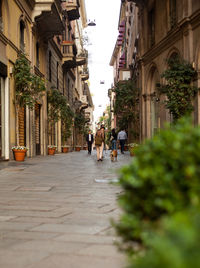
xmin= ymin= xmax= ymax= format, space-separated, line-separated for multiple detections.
xmin=117 ymin=131 xmax=127 ymax=140
xmin=89 ymin=134 xmax=91 ymax=141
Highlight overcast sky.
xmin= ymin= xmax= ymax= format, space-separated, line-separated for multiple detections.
xmin=84 ymin=0 xmax=121 ymax=124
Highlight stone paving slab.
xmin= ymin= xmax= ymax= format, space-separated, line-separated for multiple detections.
xmin=28 ymin=254 xmax=124 ymax=268
xmin=0 ymin=249 xmax=50 ymax=268
xmin=0 ymin=150 xmax=131 ymax=268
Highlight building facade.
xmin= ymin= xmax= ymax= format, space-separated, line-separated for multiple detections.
xmin=0 ymin=0 xmax=93 ymax=160
xmin=111 ymin=0 xmax=200 ymax=142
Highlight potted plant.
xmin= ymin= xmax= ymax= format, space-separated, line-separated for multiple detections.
xmin=47 ymin=88 xmax=74 ymax=154
xmin=48 ymin=145 xmax=57 ymax=155
xmin=75 ymin=145 xmax=81 ymax=152
xmin=62 ymin=145 xmax=70 ymax=153
xmin=128 ymin=143 xmax=139 ymax=156
xmin=13 ymin=53 xmax=45 ymax=160
xmin=12 ymin=146 xmax=28 ymax=161
xmin=124 ymin=144 xmax=128 ymax=151
xmin=83 ymin=144 xmax=87 ymax=150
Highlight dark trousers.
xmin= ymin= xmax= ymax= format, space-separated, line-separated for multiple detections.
xmin=87 ymin=142 xmax=92 ymax=154
xmin=119 ymin=139 xmax=125 ymax=153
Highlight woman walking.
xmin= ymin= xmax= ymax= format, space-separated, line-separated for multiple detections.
xmin=110 ymin=128 xmax=117 ymax=151
xmin=95 ymin=129 xmax=104 ymax=161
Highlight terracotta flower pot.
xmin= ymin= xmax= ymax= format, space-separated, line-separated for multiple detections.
xmin=62 ymin=147 xmax=69 ymax=153
xmin=75 ymin=146 xmax=81 ymax=152
xmin=48 ymin=148 xmax=55 ymax=155
xmin=13 ymin=149 xmax=27 ymax=161
xmin=83 ymin=146 xmax=87 ymax=150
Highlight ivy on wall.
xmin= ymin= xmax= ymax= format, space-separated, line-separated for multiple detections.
xmin=114 ymin=79 xmax=140 ymax=140
xmin=159 ymin=56 xmax=198 ymax=122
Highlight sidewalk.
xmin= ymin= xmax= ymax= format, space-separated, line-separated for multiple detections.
xmin=0 ymin=150 xmax=131 ymax=268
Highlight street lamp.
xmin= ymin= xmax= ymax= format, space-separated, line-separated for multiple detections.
xmin=87 ymin=19 xmax=96 ymax=26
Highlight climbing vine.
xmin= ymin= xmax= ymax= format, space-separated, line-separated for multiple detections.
xmin=114 ymin=79 xmax=140 ymax=140
xmin=159 ymin=56 xmax=198 ymax=122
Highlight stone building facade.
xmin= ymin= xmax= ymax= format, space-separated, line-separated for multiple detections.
xmin=0 ymin=0 xmax=92 ymax=160
xmin=111 ymin=0 xmax=200 ymax=142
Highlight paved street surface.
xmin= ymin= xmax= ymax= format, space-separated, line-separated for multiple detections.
xmin=0 ymin=149 xmax=131 ymax=268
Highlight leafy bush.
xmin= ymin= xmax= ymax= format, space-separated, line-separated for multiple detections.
xmin=132 ymin=208 xmax=200 ymax=268
xmin=115 ymin=117 xmax=200 ymax=254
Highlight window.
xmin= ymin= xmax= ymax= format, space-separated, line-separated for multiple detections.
xmin=49 ymin=51 xmax=52 ymax=82
xmin=170 ymin=0 xmax=176 ymax=28
xmin=57 ymin=62 xmax=59 ymax=89
xmin=20 ymin=20 xmax=25 ymax=51
xmin=36 ymin=42 xmax=39 ymax=68
xmin=149 ymin=8 xmax=155 ymax=47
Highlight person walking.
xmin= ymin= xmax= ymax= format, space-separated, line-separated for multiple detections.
xmin=86 ymin=130 xmax=93 ymax=154
xmin=95 ymin=129 xmax=104 ymax=161
xmin=117 ymin=129 xmax=127 ymax=154
xmin=110 ymin=128 xmax=117 ymax=151
xmin=100 ymin=124 xmax=105 ymax=157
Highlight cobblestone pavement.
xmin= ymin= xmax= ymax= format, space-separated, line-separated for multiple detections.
xmin=0 ymin=149 xmax=132 ymax=268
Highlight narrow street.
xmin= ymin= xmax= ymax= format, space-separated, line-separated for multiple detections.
xmin=0 ymin=150 xmax=130 ymax=268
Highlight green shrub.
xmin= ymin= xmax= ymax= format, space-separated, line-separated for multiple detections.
xmin=115 ymin=117 xmax=200 ymax=254
xmin=131 ymin=208 xmax=200 ymax=268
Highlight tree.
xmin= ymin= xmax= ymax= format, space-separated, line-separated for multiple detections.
xmin=13 ymin=53 xmax=46 ymax=146
xmin=47 ymin=88 xmax=74 ymax=145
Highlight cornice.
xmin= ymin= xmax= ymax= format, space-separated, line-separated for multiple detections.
xmin=189 ymin=9 xmax=200 ymax=30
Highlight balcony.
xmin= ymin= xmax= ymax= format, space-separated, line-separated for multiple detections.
xmin=33 ymin=0 xmax=64 ymax=40
xmin=76 ymin=50 xmax=87 ymax=66
xmin=62 ymin=0 xmax=80 ymax=21
xmin=62 ymin=41 xmax=75 ymax=68
xmin=76 ymin=56 xmax=87 ymax=67
xmin=80 ymin=69 xmax=89 ymax=81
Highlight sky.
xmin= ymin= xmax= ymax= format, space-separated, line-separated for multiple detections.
xmin=84 ymin=0 xmax=121 ymax=125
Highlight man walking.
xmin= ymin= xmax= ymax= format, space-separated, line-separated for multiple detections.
xmin=86 ymin=130 xmax=94 ymax=154
xmin=117 ymin=129 xmax=127 ymax=154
